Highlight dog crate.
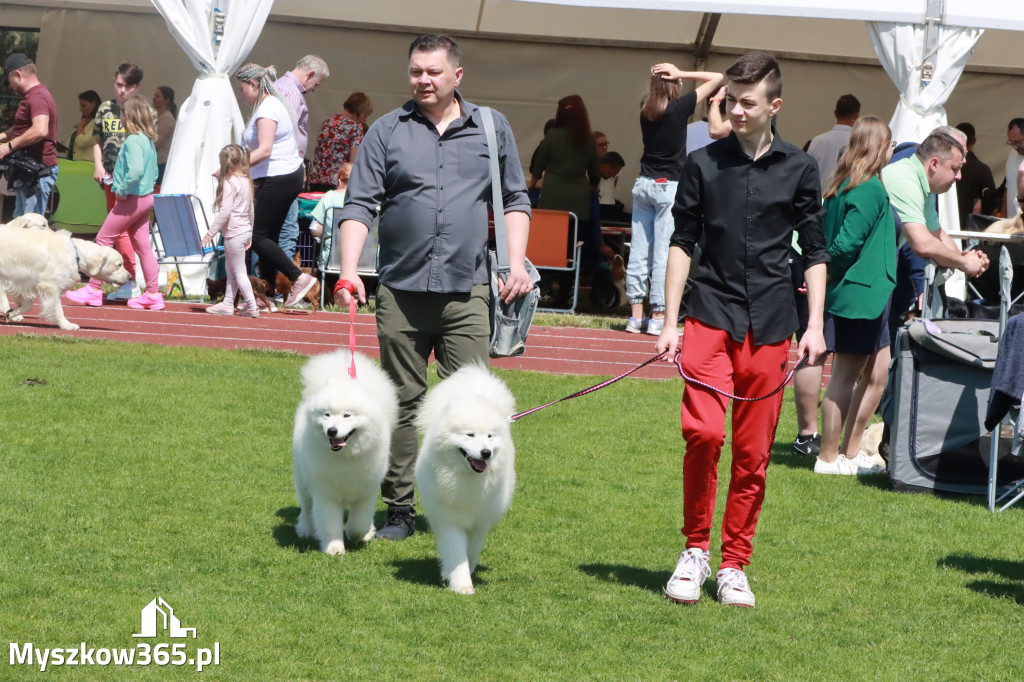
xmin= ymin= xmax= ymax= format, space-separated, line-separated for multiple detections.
xmin=884 ymin=318 xmax=1024 ymax=495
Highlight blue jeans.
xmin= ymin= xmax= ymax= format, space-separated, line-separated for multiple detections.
xmin=14 ymin=164 xmax=59 ymax=219
xmin=278 ymin=199 xmax=300 ymax=261
xmin=626 ymin=176 xmax=676 ymax=312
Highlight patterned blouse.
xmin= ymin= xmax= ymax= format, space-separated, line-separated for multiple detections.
xmin=310 ymin=113 xmax=363 ymax=187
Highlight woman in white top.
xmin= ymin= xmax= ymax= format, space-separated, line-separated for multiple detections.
xmin=234 ymin=63 xmax=315 ymax=306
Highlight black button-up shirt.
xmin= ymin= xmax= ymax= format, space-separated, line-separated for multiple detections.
xmin=340 ymin=92 xmax=531 ymax=293
xmin=670 ymin=133 xmax=829 ymax=346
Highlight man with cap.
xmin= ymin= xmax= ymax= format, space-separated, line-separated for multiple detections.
xmin=0 ymin=53 xmax=59 ymax=218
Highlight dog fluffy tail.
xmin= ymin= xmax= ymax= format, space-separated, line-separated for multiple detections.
xmin=417 ymin=364 xmax=515 ymax=432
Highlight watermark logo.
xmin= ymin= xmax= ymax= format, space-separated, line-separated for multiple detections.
xmin=10 ymin=597 xmax=219 ymax=672
xmin=133 ymin=597 xmax=196 ymax=639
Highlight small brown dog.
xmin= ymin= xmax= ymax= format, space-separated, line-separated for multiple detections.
xmin=205 ymin=276 xmax=278 ymax=312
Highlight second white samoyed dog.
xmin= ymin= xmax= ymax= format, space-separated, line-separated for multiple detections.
xmin=292 ymin=349 xmax=398 ymax=555
xmin=415 ymin=365 xmax=516 ymax=594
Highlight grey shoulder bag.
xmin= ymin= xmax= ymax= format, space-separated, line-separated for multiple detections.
xmin=480 ymin=106 xmax=541 ymax=358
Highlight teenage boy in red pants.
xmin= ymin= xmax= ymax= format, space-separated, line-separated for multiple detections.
xmin=655 ymin=52 xmax=828 ymax=608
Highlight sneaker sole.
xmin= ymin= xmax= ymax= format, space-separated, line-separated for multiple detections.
xmin=665 ymin=592 xmax=699 ymax=605
xmin=719 ymin=599 xmax=755 ymax=608
xmin=625 ymin=327 xmax=642 ymax=334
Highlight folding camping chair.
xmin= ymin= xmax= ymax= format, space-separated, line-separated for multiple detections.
xmin=527 ymin=209 xmax=581 ymax=313
xmin=987 ymin=244 xmax=1024 ymax=512
xmin=151 ymin=194 xmax=224 ymax=299
xmin=317 ymin=206 xmax=380 ymax=308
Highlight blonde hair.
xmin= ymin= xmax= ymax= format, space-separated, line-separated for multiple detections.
xmin=214 ymin=144 xmax=254 ymax=213
xmin=121 ymin=94 xmax=156 ymax=142
xmin=823 ymin=116 xmax=891 ymax=199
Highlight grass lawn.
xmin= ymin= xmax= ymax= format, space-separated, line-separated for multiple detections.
xmin=1 ymin=334 xmax=1021 ymax=681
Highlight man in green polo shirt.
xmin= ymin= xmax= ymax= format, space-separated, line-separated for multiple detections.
xmin=881 ymin=127 xmax=988 ymax=277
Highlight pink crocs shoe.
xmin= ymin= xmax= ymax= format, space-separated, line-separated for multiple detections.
xmin=65 ymin=285 xmax=103 ymax=307
xmin=126 ymin=292 xmax=165 ymax=311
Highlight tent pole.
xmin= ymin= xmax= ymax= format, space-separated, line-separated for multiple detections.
xmin=692 ymin=12 xmax=720 ymax=72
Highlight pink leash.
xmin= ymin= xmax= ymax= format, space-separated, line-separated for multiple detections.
xmin=508 ymin=350 xmax=808 ymax=422
xmin=334 ymin=279 xmax=358 ymax=379
xmin=672 ymin=350 xmax=809 ymax=402
xmin=509 ymin=353 xmax=667 ymax=422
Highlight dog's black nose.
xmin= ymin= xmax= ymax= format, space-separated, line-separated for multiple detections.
xmin=327 ymin=427 xmax=337 ymax=438
xmin=480 ymin=448 xmax=491 ymax=460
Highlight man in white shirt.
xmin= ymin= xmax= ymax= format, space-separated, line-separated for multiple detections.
xmin=806 ymin=94 xmax=860 ymax=193
xmin=1004 ymin=118 xmax=1024 ymax=217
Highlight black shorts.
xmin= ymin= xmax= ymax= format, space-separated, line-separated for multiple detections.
xmin=824 ymin=298 xmax=892 ymax=355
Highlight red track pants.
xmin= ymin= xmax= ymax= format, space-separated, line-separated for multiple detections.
xmin=679 ymin=318 xmax=790 ymax=570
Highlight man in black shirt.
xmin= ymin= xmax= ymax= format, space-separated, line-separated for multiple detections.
xmin=953 ymin=122 xmax=997 ymax=227
xmin=657 ymin=53 xmax=828 ymax=609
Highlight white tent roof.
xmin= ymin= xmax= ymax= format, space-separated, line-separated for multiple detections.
xmin=510 ymin=0 xmax=1024 ymax=32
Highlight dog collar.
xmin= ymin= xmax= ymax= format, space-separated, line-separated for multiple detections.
xmin=70 ymin=240 xmax=84 ymax=271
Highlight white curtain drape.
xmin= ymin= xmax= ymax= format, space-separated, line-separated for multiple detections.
xmin=868 ymin=21 xmax=983 ymax=237
xmin=149 ymin=0 xmax=273 ymax=293
xmin=152 ymin=0 xmax=273 ymax=203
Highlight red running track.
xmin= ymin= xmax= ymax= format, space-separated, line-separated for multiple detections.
xmin=0 ymin=300 xmax=828 ymax=382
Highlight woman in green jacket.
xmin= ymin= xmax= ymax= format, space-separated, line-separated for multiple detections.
xmin=815 ymin=116 xmax=897 ymax=476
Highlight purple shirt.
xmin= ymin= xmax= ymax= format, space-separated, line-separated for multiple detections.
xmin=274 ymin=71 xmax=308 ymax=157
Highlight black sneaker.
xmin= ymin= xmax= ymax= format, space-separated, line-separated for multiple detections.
xmin=792 ymin=432 xmax=821 ymax=456
xmin=374 ymin=509 xmax=416 ymax=541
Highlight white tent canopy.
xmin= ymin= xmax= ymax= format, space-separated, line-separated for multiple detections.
xmin=510 ymin=0 xmax=1024 ymax=32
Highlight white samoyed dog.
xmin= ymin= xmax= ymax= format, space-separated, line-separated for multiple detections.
xmin=292 ymin=349 xmax=398 ymax=555
xmin=415 ymin=365 xmax=516 ymax=594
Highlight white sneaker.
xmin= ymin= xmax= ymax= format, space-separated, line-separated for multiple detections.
xmin=645 ymin=317 xmax=665 ymax=336
xmin=847 ymin=451 xmax=886 ymax=475
xmin=625 ymin=317 xmax=644 ymax=334
xmin=716 ymin=568 xmax=755 ymax=608
xmin=665 ymin=548 xmax=710 ymax=604
xmin=813 ymin=455 xmax=858 ymax=475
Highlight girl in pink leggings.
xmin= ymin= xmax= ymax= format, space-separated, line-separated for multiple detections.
xmin=67 ymin=94 xmax=163 ymax=310
xmin=202 ymin=145 xmax=258 ymax=317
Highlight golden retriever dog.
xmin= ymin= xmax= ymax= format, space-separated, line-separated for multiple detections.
xmin=983 ymin=210 xmax=1024 ymax=236
xmin=0 ymin=224 xmax=130 ymax=330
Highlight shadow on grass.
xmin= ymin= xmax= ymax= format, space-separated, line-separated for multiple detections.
xmin=579 ymin=563 xmax=667 ymax=596
xmin=391 ymin=558 xmax=490 ymax=590
xmin=767 ymin=445 xmax=814 ymax=471
xmin=271 ymin=506 xmax=332 ymax=554
xmin=938 ymin=553 xmax=1024 ymax=604
xmin=769 ymin=443 xmax=898 ymax=492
